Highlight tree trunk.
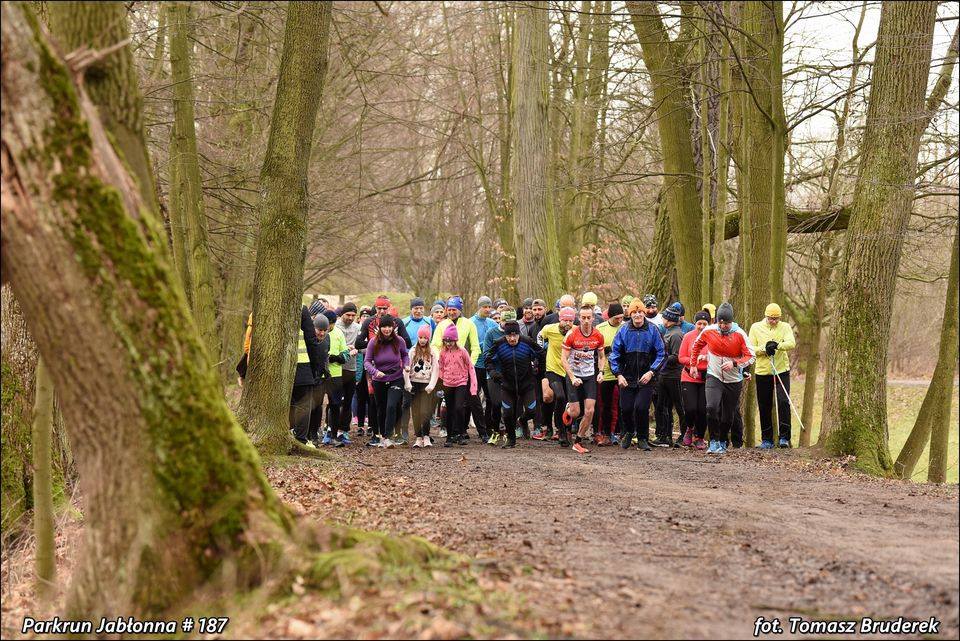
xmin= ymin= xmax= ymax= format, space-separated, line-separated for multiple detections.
xmin=895 ymin=225 xmax=958 ymax=480
xmin=169 ymin=2 xmax=220 ymax=368
xmin=1 ymin=3 xmax=293 ymax=616
xmin=819 ymin=1 xmax=938 ymax=476
xmin=626 ymin=1 xmax=702 ymax=307
xmin=510 ymin=0 xmax=562 ymax=298
xmin=642 ymin=192 xmax=678 ymax=303
xmin=798 ymin=242 xmax=832 ymax=446
xmin=239 ymin=2 xmax=333 ymax=454
xmin=32 ymin=356 xmax=56 ymax=602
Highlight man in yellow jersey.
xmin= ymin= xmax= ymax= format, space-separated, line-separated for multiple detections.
xmin=537 ymin=306 xmax=577 ymax=447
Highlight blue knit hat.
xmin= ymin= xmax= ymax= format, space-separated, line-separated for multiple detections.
xmin=446 ymin=296 xmax=463 ymax=311
xmin=663 ymin=302 xmax=683 ymax=323
xmin=410 ymin=297 xmax=425 ymax=309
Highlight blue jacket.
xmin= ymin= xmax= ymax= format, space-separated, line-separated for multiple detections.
xmin=403 ymin=315 xmax=435 ymax=342
xmin=485 ymin=335 xmax=542 ymax=392
xmin=482 ymin=325 xmax=505 ymax=378
xmin=610 ymin=319 xmax=666 ymax=386
xmin=471 ymin=314 xmax=499 ymax=368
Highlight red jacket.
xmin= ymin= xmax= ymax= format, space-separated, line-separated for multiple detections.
xmin=690 ymin=325 xmax=755 ymax=383
xmin=678 ymin=329 xmax=707 ymax=384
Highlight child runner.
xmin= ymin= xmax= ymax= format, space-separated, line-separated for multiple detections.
xmin=561 ymin=306 xmax=607 ymax=454
xmin=406 ymin=325 xmax=439 ymax=447
xmin=427 ymin=324 xmax=477 ymax=447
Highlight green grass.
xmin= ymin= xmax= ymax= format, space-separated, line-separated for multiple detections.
xmin=787 ymin=378 xmax=959 ymax=483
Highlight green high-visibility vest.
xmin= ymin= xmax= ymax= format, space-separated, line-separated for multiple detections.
xmin=297 ymin=334 xmax=310 ymax=364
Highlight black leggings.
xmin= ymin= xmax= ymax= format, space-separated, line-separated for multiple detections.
xmin=502 ymin=386 xmax=537 ymax=445
xmin=655 ymin=376 xmax=684 ymax=440
xmin=371 ymin=379 xmax=403 ymax=438
xmin=487 ymin=377 xmax=504 ymax=434
xmin=705 ymin=377 xmax=742 ymax=444
xmin=338 ymin=372 xmax=357 ymax=431
xmin=546 ymin=372 xmax=569 ymax=438
xmin=356 ymin=371 xmax=370 ymax=428
xmin=619 ymin=384 xmax=654 ymax=441
xmin=681 ymin=382 xmax=707 ymax=439
xmin=443 ymin=384 xmax=469 ymax=440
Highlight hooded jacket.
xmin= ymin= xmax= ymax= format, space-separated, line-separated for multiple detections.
xmin=609 ymin=318 xmax=666 ymax=387
xmin=747 ymin=319 xmax=796 ymax=375
xmin=659 ymin=323 xmax=686 ymax=380
xmin=295 ymin=306 xmax=325 ymax=387
xmin=431 ymin=316 xmax=481 ymax=364
xmin=690 ymin=324 xmax=755 ymax=383
xmin=363 ymin=334 xmax=409 ymax=382
xmin=334 ymin=317 xmax=361 ymax=372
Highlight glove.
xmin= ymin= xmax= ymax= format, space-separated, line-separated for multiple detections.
xmin=765 ymin=340 xmax=778 ymax=357
xmin=490 ymin=370 xmax=504 ymax=385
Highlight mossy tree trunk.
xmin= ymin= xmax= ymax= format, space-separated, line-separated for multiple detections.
xmin=510 ymin=0 xmax=562 ymax=299
xmin=1 ymin=3 xmax=294 ymax=616
xmin=168 ymin=2 xmax=221 ymax=369
xmin=895 ymin=225 xmax=958 ymax=481
xmin=239 ymin=2 xmax=333 ymax=453
xmin=32 ymin=356 xmax=55 ymax=602
xmin=819 ymin=1 xmax=938 ymax=476
xmin=626 ymin=1 xmax=702 ymax=307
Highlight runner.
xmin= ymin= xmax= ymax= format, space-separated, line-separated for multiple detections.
xmin=406 ymin=325 xmax=439 ymax=447
xmin=748 ymin=303 xmax=797 ymax=449
xmin=430 ymin=302 xmax=446 ymax=326
xmin=537 ymin=306 xmax=577 ymax=447
xmin=485 ymin=318 xmax=543 ymax=448
xmin=481 ymin=309 xmax=516 ymax=444
xmin=291 ymin=305 xmax=325 ymax=448
xmin=518 ymin=298 xmax=536 ymax=336
xmin=528 ymin=298 xmax=550 ymax=438
xmin=581 ymin=291 xmax=603 ymax=324
xmin=335 ymin=303 xmax=360 ymax=444
xmin=403 ymin=297 xmax=435 ymax=341
xmin=595 ymin=302 xmax=624 ymax=445
xmin=472 ymin=296 xmax=499 ymax=439
xmin=427 ymin=324 xmax=478 ymax=447
xmin=652 ymin=303 xmax=686 ymax=448
xmin=362 ymin=314 xmax=410 ymax=448
xmin=690 ymin=302 xmax=756 ymax=454
xmin=561 ymin=306 xmax=607 ymax=454
xmin=610 ymin=299 xmax=665 ymax=451
xmin=678 ymin=311 xmax=711 ymax=450
xmin=701 ymin=303 xmax=716 ymax=323
xmin=315 ymin=314 xmax=349 ymax=447
xmin=432 ymin=296 xmax=484 ymax=440
xmin=643 ymin=294 xmax=665 ymax=329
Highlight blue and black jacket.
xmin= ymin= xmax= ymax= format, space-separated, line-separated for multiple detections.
xmin=609 ymin=319 xmax=666 ymax=387
xmin=484 ymin=335 xmax=543 ymax=392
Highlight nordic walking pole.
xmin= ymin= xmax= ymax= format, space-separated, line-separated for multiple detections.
xmin=770 ymin=356 xmax=806 ymax=435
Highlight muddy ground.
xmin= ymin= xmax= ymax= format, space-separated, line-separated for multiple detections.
xmin=279 ymin=437 xmax=959 ymax=639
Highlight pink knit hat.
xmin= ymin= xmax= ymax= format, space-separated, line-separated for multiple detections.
xmin=443 ymin=323 xmax=459 ymax=342
xmin=418 ymin=324 xmax=432 ymax=339
xmin=559 ymin=306 xmax=577 ymax=322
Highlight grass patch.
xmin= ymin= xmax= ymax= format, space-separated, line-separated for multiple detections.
xmin=787 ymin=378 xmax=959 ymax=483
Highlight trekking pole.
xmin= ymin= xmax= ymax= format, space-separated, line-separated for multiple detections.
xmin=770 ymin=356 xmax=806 ymax=435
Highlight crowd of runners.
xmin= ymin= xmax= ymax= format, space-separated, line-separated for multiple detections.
xmin=240 ymin=292 xmax=797 ymax=455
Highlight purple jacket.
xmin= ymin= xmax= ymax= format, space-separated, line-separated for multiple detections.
xmin=363 ymin=336 xmax=409 ymax=382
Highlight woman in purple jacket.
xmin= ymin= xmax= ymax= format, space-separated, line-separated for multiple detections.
xmin=363 ymin=315 xmax=410 ymax=447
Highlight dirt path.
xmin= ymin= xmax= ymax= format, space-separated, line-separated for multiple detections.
xmin=303 ymin=439 xmax=959 ymax=639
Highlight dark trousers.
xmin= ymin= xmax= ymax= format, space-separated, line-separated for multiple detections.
xmin=502 ymin=386 xmax=537 ymax=445
xmin=443 ymin=384 xmax=469 ymax=440
xmin=756 ymin=372 xmax=791 ymax=443
xmin=356 ymin=371 xmax=371 ymax=428
xmin=487 ymin=377 xmax=505 ymax=434
xmin=655 ymin=376 xmax=684 ymax=440
xmin=467 ymin=367 xmax=488 ymax=439
xmin=681 ymin=382 xmax=707 ymax=439
xmin=409 ymin=382 xmax=434 ymax=438
xmin=371 ymin=379 xmax=403 ymax=438
xmin=533 ymin=376 xmax=545 ymax=431
xmin=597 ymin=379 xmax=620 ymax=436
xmin=705 ymin=377 xmax=742 ymax=444
xmin=546 ymin=372 xmax=569 ymax=439
xmin=476 ymin=367 xmax=496 ymax=433
xmin=290 ymin=384 xmax=315 ymax=443
xmin=619 ymin=383 xmax=654 ymax=442
xmin=338 ymin=371 xmax=357 ymax=431
xmin=310 ymin=376 xmax=344 ymax=441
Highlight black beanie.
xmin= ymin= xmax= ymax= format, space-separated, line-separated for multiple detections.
xmin=607 ymin=303 xmax=624 ymax=318
xmin=379 ymin=314 xmax=396 ymax=328
xmin=313 ymin=314 xmax=330 ymax=331
xmin=341 ymin=302 xmax=358 ymax=315
xmin=503 ymin=320 xmax=521 ymax=335
xmin=694 ymin=310 xmax=710 ymax=323
xmin=717 ymin=302 xmax=734 ymax=323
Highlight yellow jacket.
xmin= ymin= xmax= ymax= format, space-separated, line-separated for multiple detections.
xmin=431 ymin=317 xmax=481 ymax=364
xmin=748 ymin=319 xmax=796 ymax=375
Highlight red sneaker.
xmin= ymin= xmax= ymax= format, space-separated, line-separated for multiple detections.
xmin=532 ymin=429 xmax=546 ymax=441
xmin=572 ymin=442 xmax=589 ymax=454
xmin=551 ymin=432 xmax=559 ymax=441
xmin=682 ymin=427 xmax=694 ymax=447
xmin=693 ymin=437 xmax=707 ymax=451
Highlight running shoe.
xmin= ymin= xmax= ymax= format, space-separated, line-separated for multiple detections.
xmin=301 ymin=439 xmax=317 ymax=449
xmin=717 ymin=442 xmax=728 ymax=454
xmin=650 ymin=438 xmax=672 ymax=448
xmin=439 ymin=428 xmax=448 ymax=438
xmin=516 ymin=426 xmax=524 ymax=440
xmin=532 ymin=429 xmax=546 ymax=440
xmin=321 ymin=433 xmax=334 ymax=446
xmin=413 ymin=437 xmax=423 ymax=448
xmin=693 ymin=437 xmax=707 ymax=451
xmin=778 ymin=438 xmax=791 ymax=448
xmin=395 ymin=437 xmax=408 ymax=446
xmin=619 ymin=433 xmax=632 ymax=449
xmin=562 ymin=409 xmax=574 ymax=426
xmin=572 ymin=442 xmax=589 ymax=454
xmin=337 ymin=432 xmax=352 ymax=446
xmin=611 ymin=433 xmax=620 ymax=445
xmin=758 ymin=440 xmax=775 ymax=450
xmin=551 ymin=432 xmax=559 ymax=441
xmin=444 ymin=438 xmax=454 ymax=448
xmin=706 ymin=440 xmax=719 ymax=454
xmin=423 ymin=436 xmax=433 ymax=447
xmin=638 ymin=440 xmax=652 ymax=452
xmin=559 ymin=440 xmax=570 ymax=448
xmin=682 ymin=427 xmax=694 ymax=447
xmin=366 ymin=436 xmax=381 ymax=447
xmin=487 ymin=433 xmax=500 ymax=445
xmin=380 ymin=438 xmax=395 ymax=448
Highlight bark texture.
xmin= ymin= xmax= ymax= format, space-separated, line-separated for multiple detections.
xmin=819 ymin=1 xmax=937 ymax=476
xmin=239 ymin=2 xmax=333 ymax=454
xmin=510 ymin=0 xmax=562 ymax=299
xmin=1 ymin=4 xmax=292 ymax=616
xmin=32 ymin=356 xmax=56 ymax=601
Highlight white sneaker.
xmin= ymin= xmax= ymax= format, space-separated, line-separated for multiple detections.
xmin=381 ymin=438 xmax=395 ymax=449
xmin=423 ymin=436 xmax=433 ymax=447
xmin=439 ymin=428 xmax=447 ymax=438
xmin=413 ymin=437 xmax=423 ymax=448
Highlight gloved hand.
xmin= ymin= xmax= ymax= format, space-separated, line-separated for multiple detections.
xmin=490 ymin=370 xmax=504 ymax=385
xmin=765 ymin=340 xmax=778 ymax=357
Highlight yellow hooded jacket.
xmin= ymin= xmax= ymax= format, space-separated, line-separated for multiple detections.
xmin=748 ymin=319 xmax=796 ymax=375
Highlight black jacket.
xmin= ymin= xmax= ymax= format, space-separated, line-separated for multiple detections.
xmin=485 ymin=335 xmax=543 ymax=392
